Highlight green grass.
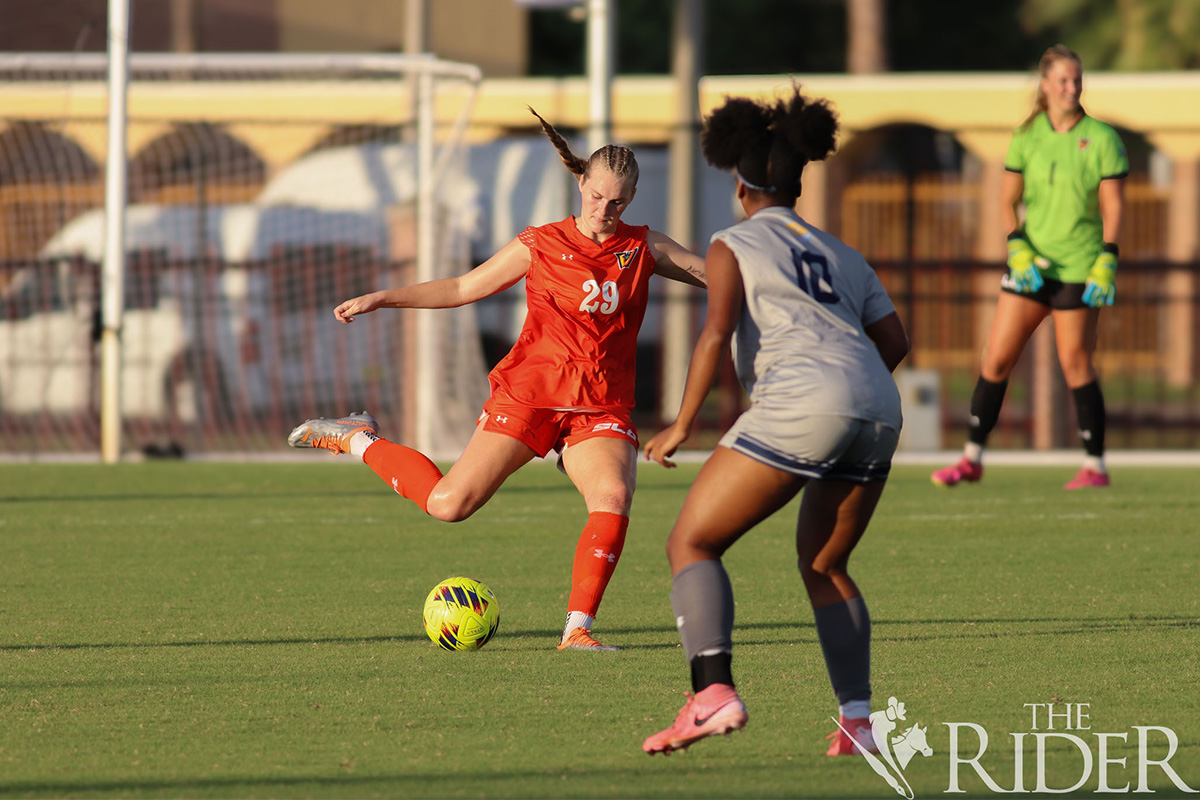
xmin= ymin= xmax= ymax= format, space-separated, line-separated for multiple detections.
xmin=1 ymin=462 xmax=1198 ymax=798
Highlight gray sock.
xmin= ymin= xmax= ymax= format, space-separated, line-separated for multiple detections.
xmin=670 ymin=559 xmax=734 ymax=662
xmin=812 ymin=597 xmax=871 ymax=704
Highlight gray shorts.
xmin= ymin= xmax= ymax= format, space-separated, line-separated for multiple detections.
xmin=718 ymin=409 xmax=899 ymax=482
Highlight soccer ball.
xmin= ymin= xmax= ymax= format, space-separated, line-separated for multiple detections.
xmin=422 ymin=576 xmax=500 ymax=651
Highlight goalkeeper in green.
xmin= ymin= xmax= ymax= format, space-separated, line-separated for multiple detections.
xmin=932 ymin=44 xmax=1127 ymax=490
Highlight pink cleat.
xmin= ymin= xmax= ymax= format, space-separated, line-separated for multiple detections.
xmin=826 ymin=715 xmax=879 ymax=756
xmin=931 ymin=457 xmax=983 ymax=487
xmin=1064 ymin=467 xmax=1110 ymax=490
xmin=643 ymin=684 xmax=748 ymax=755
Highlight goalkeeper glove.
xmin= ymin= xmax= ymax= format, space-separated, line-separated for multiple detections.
xmin=1082 ymin=243 xmax=1118 ymax=307
xmin=1006 ymin=232 xmax=1045 ymax=294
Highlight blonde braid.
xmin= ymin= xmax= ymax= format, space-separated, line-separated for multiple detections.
xmin=528 ymin=106 xmax=639 ymax=185
xmin=528 ymin=106 xmax=587 ymax=176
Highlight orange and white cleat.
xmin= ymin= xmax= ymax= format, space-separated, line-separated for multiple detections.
xmin=643 ymin=684 xmax=748 ymax=755
xmin=826 ymin=715 xmax=878 ymax=756
xmin=287 ymin=412 xmax=378 ymax=454
xmin=557 ymin=627 xmax=619 ymax=651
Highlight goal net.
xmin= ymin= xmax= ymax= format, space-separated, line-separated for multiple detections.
xmin=0 ymin=53 xmax=489 ymax=461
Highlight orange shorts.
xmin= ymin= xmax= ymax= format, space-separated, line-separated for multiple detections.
xmin=477 ymin=396 xmax=638 ymax=457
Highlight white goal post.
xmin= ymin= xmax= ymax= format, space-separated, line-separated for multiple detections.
xmin=0 ymin=47 xmax=484 ymax=462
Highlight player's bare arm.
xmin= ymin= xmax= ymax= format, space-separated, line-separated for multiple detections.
xmin=864 ymin=312 xmax=910 ymax=373
xmin=644 ymin=241 xmax=742 ymax=468
xmin=1001 ymin=171 xmax=1024 ymax=234
xmin=647 ymin=229 xmax=706 ymax=287
xmin=334 ymin=238 xmax=532 ymax=323
xmin=1098 ymin=176 xmax=1124 ymax=244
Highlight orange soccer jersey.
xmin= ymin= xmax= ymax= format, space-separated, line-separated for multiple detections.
xmin=488 ymin=217 xmax=656 ymax=411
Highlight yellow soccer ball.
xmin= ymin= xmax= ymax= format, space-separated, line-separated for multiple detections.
xmin=422 ymin=577 xmax=500 ymax=651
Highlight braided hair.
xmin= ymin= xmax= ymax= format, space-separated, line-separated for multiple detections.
xmin=700 ymin=85 xmax=838 ymax=204
xmin=528 ymin=106 xmax=640 ymax=185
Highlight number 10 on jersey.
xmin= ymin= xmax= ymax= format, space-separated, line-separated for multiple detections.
xmin=791 ymin=251 xmax=840 ymax=304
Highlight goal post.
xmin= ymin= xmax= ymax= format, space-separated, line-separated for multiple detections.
xmin=101 ymin=0 xmax=130 ymax=464
xmin=0 ymin=50 xmax=485 ymax=461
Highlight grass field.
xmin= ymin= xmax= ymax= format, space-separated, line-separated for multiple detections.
xmin=2 ymin=461 xmax=1198 ymax=798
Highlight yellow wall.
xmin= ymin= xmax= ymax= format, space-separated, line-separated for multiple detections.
xmin=4 ymin=71 xmax=1200 ymax=170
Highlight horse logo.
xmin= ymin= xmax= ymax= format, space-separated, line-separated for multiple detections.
xmin=833 ymin=696 xmax=933 ymax=799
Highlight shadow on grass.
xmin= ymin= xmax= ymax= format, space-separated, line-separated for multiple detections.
xmin=0 ymin=761 xmax=818 ymax=800
xmin=4 ymin=615 xmax=1193 ymax=653
xmin=0 ymin=483 xmax=580 ymax=505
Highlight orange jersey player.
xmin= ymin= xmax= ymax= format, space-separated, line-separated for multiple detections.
xmin=288 ymin=107 xmax=706 ymax=651
xmin=491 ymin=218 xmax=657 ymax=412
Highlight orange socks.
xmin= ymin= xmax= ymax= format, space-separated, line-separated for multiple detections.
xmin=567 ymin=511 xmax=629 ymax=616
xmin=362 ymin=439 xmax=444 ymax=514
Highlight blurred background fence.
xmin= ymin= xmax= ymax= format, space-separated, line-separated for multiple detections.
xmin=2 ymin=65 xmax=1198 ymax=459
xmin=4 ymin=250 xmax=1197 ymax=458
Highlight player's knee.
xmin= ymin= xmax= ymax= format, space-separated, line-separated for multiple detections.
xmin=667 ymin=529 xmax=725 ymax=570
xmin=425 ymin=491 xmax=480 ymax=523
xmin=1059 ymin=353 xmax=1094 ymax=385
xmin=981 ymin=353 xmax=1016 ymax=382
xmin=588 ymin=485 xmax=634 ymax=516
xmin=799 ymin=555 xmax=848 ymax=583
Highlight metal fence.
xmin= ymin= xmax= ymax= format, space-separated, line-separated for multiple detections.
xmin=3 ymin=253 xmax=1197 ymax=457
xmin=871 ymin=260 xmax=1200 ymax=451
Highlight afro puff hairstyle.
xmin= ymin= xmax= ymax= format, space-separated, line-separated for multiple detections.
xmin=701 ymin=85 xmax=838 ymax=202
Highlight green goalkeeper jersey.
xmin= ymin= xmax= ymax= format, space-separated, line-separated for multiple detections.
xmin=1004 ymin=113 xmax=1128 ymax=282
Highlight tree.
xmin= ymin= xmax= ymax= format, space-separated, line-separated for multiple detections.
xmin=1021 ymin=0 xmax=1200 ymax=70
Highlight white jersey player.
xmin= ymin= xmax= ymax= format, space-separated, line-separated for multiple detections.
xmin=641 ymin=87 xmax=910 ymax=757
xmin=715 ymin=206 xmax=902 ymax=478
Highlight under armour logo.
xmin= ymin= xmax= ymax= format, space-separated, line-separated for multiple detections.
xmin=561 ymin=253 xmax=574 ymax=261
xmin=592 ymin=549 xmax=616 ymax=563
xmin=495 ymin=415 xmax=508 ymax=424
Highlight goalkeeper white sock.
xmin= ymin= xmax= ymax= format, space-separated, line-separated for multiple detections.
xmin=963 ymin=442 xmax=983 ymax=464
xmin=1083 ymin=455 xmax=1105 ymax=473
xmin=839 ymin=699 xmax=871 ymax=720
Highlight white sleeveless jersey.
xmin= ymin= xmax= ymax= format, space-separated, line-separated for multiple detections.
xmin=711 ymin=206 xmax=902 ymax=426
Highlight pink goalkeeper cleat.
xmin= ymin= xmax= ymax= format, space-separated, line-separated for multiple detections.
xmin=643 ymin=684 xmax=748 ymax=755
xmin=931 ymin=457 xmax=983 ymax=487
xmin=1064 ymin=467 xmax=1110 ymax=490
xmin=826 ymin=715 xmax=879 ymax=756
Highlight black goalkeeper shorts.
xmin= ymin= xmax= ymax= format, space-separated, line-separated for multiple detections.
xmin=999 ymin=275 xmax=1089 ymax=310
